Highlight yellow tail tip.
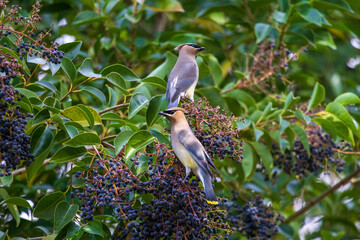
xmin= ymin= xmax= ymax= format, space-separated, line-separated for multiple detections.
xmin=206 ymin=200 xmax=219 ymax=205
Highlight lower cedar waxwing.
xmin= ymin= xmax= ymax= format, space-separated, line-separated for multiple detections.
xmin=166 ymin=43 xmax=205 ymax=109
xmin=159 ymin=107 xmax=218 ymax=204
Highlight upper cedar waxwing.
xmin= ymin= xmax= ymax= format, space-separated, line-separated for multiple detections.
xmin=166 ymin=43 xmax=205 ymax=109
xmin=159 ymin=107 xmax=218 ymax=203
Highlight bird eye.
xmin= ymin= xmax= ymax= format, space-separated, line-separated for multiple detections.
xmin=190 ymin=44 xmax=200 ymax=48
xmin=164 ymin=110 xmax=176 ymax=115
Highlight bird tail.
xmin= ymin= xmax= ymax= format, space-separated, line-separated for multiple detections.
xmin=167 ymin=97 xmax=180 ymax=109
xmin=198 ymin=168 xmax=218 ymax=204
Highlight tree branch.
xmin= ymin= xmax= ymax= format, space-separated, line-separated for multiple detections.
xmin=98 ymin=103 xmax=129 ymax=115
xmin=285 ymin=166 xmax=360 ymax=223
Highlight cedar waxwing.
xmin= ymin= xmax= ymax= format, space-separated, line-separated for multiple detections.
xmin=159 ymin=107 xmax=218 ymax=204
xmin=166 ymin=43 xmax=205 ymax=109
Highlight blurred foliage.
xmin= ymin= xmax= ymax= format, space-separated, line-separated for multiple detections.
xmin=1 ymin=0 xmax=360 ymax=239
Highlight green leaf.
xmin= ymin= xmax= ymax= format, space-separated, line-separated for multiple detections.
xmin=149 ymin=129 xmax=170 ymax=145
xmin=101 ymin=64 xmax=140 ymax=81
xmin=17 ymin=88 xmax=39 ymax=100
xmin=80 ymin=86 xmax=106 ymax=104
xmin=242 ymin=142 xmax=255 ymax=180
xmin=62 ymin=105 xmax=102 ymax=127
xmin=255 ymin=23 xmax=271 ymax=43
xmin=33 ymin=109 xmax=50 ymax=126
xmin=50 ymin=146 xmax=87 ymax=163
xmin=33 ymin=80 xmax=57 ymax=92
xmin=61 ymin=57 xmax=77 ymax=82
xmin=27 ymin=126 xmax=54 ymax=180
xmin=4 ymin=197 xmax=32 ymax=209
xmin=202 ymin=54 xmax=223 ymax=86
xmin=283 ymin=92 xmax=300 ymax=112
xmin=27 ymin=54 xmax=47 ymax=65
xmin=198 ymin=87 xmax=227 ymax=109
xmin=106 ymin=72 xmax=129 ymax=95
xmin=58 ymin=41 xmax=82 ymax=60
xmin=308 ymin=82 xmax=325 ymax=111
xmin=84 ymin=220 xmax=103 ymax=237
xmin=250 ymin=142 xmax=273 ymax=177
xmin=148 ymin=52 xmax=177 ymax=78
xmin=141 ymin=77 xmax=167 ymax=92
xmin=125 ymin=130 xmax=155 ymax=161
xmin=325 ymin=102 xmax=360 ymax=138
xmin=0 ymin=173 xmax=12 ymax=185
xmin=54 ymin=201 xmax=79 ymax=233
xmin=34 ymin=192 xmax=65 ymax=220
xmin=273 ymin=11 xmax=287 ymax=23
xmin=144 ymin=0 xmax=184 ymax=13
xmin=64 ymin=133 xmax=101 ymax=147
xmin=72 ymin=10 xmax=106 ymax=26
xmin=128 ymin=93 xmax=149 ymax=119
xmin=0 ymin=189 xmax=20 ymax=227
xmin=48 ymin=61 xmax=61 ymax=75
xmin=315 ymin=31 xmax=336 ymax=50
xmin=224 ymin=89 xmax=257 ymax=109
xmin=146 ymin=95 xmax=167 ymax=127
xmin=290 ymin=125 xmax=310 ymax=156
xmin=114 ymin=131 xmax=134 ymax=155
xmin=299 ymin=8 xmax=324 ymax=26
xmin=78 ymin=58 xmax=101 ymax=78
xmin=334 ymin=92 xmax=360 ymax=105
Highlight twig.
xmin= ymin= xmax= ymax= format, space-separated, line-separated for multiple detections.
xmin=102 ymin=135 xmax=117 ymax=141
xmin=333 ymin=149 xmax=360 ymax=155
xmin=101 ymin=140 xmax=115 ymax=151
xmin=285 ymin=166 xmax=360 ymax=223
xmin=24 ymin=64 xmax=40 ymax=87
xmin=99 ymin=103 xmax=129 ymax=115
xmin=242 ymin=0 xmax=254 ymax=22
xmin=60 ymin=77 xmax=96 ymax=102
xmin=12 ymin=159 xmax=51 ymax=176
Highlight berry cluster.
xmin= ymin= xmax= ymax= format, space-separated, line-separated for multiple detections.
xmin=272 ymin=127 xmax=346 ymax=178
xmin=0 ymin=2 xmax=63 ymax=62
xmin=181 ymin=97 xmax=244 ymax=163
xmin=0 ymin=82 xmax=33 ymax=176
xmin=74 ymin=142 xmax=229 ymax=239
xmin=227 ymin=195 xmax=284 ymax=240
xmin=233 ymin=42 xmax=307 ymax=93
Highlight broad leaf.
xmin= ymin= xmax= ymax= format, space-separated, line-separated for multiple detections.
xmin=78 ymin=58 xmax=101 ymax=78
xmin=125 ymin=130 xmax=155 ymax=161
xmin=146 ymin=95 xmax=167 ymax=127
xmin=50 ymin=146 xmax=87 ymax=163
xmin=64 ymin=133 xmax=101 ymax=147
xmin=308 ymin=82 xmax=325 ymax=111
xmin=128 ymin=93 xmax=149 ymax=119
xmin=34 ymin=192 xmax=65 ymax=220
xmin=54 ymin=201 xmax=79 ymax=232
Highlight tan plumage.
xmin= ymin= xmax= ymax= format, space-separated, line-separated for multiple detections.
xmin=166 ymin=43 xmax=205 ymax=109
xmin=159 ymin=107 xmax=218 ymax=203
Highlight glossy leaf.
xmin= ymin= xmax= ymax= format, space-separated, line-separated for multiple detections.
xmin=242 ymin=142 xmax=255 ymax=180
xmin=250 ymin=142 xmax=273 ymax=177
xmin=125 ymin=131 xmax=155 ymax=161
xmin=33 ymin=192 xmax=65 ymax=220
xmin=72 ymin=11 xmax=106 ymax=26
xmin=290 ymin=125 xmax=310 ymax=156
xmin=50 ymin=146 xmax=87 ymax=163
xmin=80 ymin=86 xmax=106 ymax=104
xmin=54 ymin=201 xmax=79 ymax=232
xmin=308 ymin=82 xmax=325 ymax=111
xmin=0 ymin=189 xmax=20 ymax=226
xmin=106 ymin=72 xmax=129 ymax=95
xmin=128 ymin=93 xmax=149 ymax=119
xmin=58 ymin=41 xmax=82 ymax=60
xmin=4 ymin=197 xmax=32 ymax=209
xmin=202 ymin=54 xmax=223 ymax=86
xmin=334 ymin=92 xmax=360 ymax=105
xmin=148 ymin=52 xmax=177 ymax=78
xmin=64 ymin=133 xmax=101 ymax=147
xmin=61 ymin=57 xmax=77 ymax=81
xmin=78 ymin=58 xmax=101 ymax=78
xmin=101 ymin=64 xmax=140 ymax=81
xmin=141 ymin=77 xmax=167 ymax=92
xmin=84 ymin=220 xmax=103 ymax=237
xmin=255 ymin=23 xmax=271 ymax=43
xmin=144 ymin=0 xmax=184 ymax=13
xmin=114 ymin=131 xmax=134 ymax=155
xmin=146 ymin=95 xmax=167 ymax=127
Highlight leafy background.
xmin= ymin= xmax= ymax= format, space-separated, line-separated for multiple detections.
xmin=1 ymin=0 xmax=360 ymax=239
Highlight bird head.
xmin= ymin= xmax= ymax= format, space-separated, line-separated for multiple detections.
xmin=174 ymin=43 xmax=205 ymax=55
xmin=158 ymin=107 xmax=187 ymax=122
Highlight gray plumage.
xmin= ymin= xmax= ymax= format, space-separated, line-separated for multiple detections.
xmin=158 ymin=107 xmax=218 ymax=202
xmin=166 ymin=43 xmax=205 ymax=109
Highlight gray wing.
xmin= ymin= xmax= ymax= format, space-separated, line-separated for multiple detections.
xmin=178 ymin=130 xmax=217 ymax=177
xmin=166 ymin=62 xmax=198 ymax=103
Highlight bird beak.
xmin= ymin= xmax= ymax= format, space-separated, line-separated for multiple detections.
xmin=198 ymin=47 xmax=205 ymax=51
xmin=158 ymin=111 xmax=168 ymax=116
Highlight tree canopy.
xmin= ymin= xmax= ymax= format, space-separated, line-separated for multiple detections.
xmin=1 ymin=0 xmax=360 ymax=239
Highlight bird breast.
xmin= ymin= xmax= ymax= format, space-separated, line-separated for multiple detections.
xmin=171 ymin=137 xmax=198 ymax=170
